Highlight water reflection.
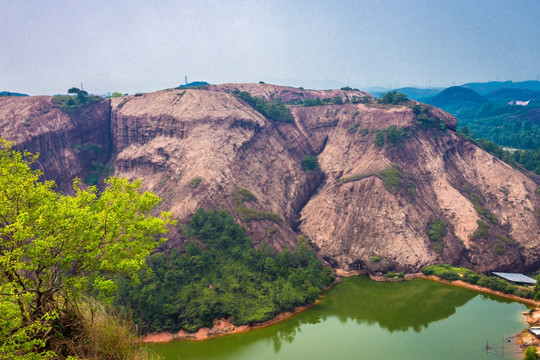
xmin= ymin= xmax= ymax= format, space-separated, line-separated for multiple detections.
xmin=324 ymin=276 xmax=479 ymax=332
xmin=153 ymin=276 xmax=523 ymax=360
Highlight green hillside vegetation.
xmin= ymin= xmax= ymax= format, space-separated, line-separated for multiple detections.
xmin=0 ymin=91 xmax=29 ymax=97
xmin=458 ymin=105 xmax=540 ymax=150
xmin=51 ymin=88 xmax=103 ymax=111
xmin=178 ymin=81 xmax=210 ymax=89
xmin=457 ymin=129 xmax=540 ymax=176
xmin=0 ymin=139 xmax=172 ymax=359
xmin=426 ymin=86 xmax=488 ymax=115
xmin=422 ymin=264 xmax=536 ymax=299
xmin=115 ymin=208 xmax=335 ymax=333
xmin=484 ymin=88 xmax=540 ymax=106
xmin=233 ymin=90 xmax=294 ymax=123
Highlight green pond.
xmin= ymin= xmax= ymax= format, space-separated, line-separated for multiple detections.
xmin=152 ymin=276 xmax=530 ymax=360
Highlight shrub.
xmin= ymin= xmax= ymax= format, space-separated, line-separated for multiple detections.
xmin=523 ymin=346 xmax=537 ymax=360
xmin=234 ymin=90 xmax=294 ymax=123
xmin=301 ymin=156 xmax=318 ymax=171
xmin=373 ymin=125 xmax=409 ymax=147
xmin=421 ymin=264 xmax=460 ymax=281
xmin=188 ymin=177 xmax=202 ymax=189
xmin=462 ymin=272 xmax=481 ymax=284
xmin=331 ymin=96 xmax=343 ymax=104
xmin=492 ymin=242 xmax=505 ymax=255
xmin=378 ymin=91 xmax=408 ymax=105
xmin=371 ymin=255 xmax=381 ymax=263
xmin=407 ymin=182 xmax=417 ymax=201
xmin=379 ymin=167 xmax=402 ymax=194
xmin=234 ymin=188 xmax=281 ymax=223
xmin=428 ymin=220 xmax=446 ymax=242
xmin=349 ymin=122 xmax=361 ymax=133
xmin=303 ymin=97 xmax=323 ymax=107
xmin=471 ymin=220 xmax=488 ymax=240
xmin=475 ymin=205 xmax=498 ymax=224
xmin=385 ymin=271 xmax=404 ymax=279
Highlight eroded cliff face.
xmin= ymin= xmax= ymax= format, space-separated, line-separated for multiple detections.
xmin=0 ymin=96 xmax=111 ymax=192
xmin=1 ymin=84 xmax=539 ymax=274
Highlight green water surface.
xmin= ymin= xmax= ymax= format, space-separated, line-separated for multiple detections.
xmin=152 ymin=276 xmax=530 ymax=360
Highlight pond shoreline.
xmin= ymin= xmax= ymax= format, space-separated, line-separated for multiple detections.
xmin=422 ymin=275 xmax=539 ymax=306
xmin=141 ymin=272 xmax=539 ymax=345
xmin=423 ymin=274 xmax=540 ymax=358
xmin=141 ymin=299 xmax=321 ymax=343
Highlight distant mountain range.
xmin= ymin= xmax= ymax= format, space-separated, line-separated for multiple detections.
xmin=461 ymin=81 xmax=540 ymax=95
xmin=426 ymin=86 xmax=489 ymax=114
xmin=0 ymin=91 xmax=28 ymax=97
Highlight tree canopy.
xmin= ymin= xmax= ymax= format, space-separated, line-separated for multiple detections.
xmin=0 ymin=138 xmax=173 ymax=359
xmin=116 ymin=208 xmax=335 ymax=333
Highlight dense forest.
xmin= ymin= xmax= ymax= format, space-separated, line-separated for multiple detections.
xmin=458 ymin=128 xmax=540 ymax=176
xmin=458 ymin=104 xmax=540 ymax=150
xmin=115 ymin=209 xmax=335 ymax=333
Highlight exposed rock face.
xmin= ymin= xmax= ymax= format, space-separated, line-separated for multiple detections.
xmin=0 ymin=96 xmax=111 ymax=192
xmin=1 ymin=84 xmax=539 ymax=274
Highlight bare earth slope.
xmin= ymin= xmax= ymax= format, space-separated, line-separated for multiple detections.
xmin=1 ymin=84 xmax=539 ymax=274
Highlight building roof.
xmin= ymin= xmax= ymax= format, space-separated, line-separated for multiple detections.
xmin=492 ymin=272 xmax=537 ymax=284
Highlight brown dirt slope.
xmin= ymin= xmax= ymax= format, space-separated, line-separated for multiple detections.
xmin=1 ymin=84 xmax=539 ymax=274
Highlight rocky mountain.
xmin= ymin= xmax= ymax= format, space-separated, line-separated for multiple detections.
xmin=1 ymin=84 xmax=539 ymax=275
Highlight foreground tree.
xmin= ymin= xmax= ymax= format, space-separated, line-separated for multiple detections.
xmin=0 ymin=138 xmax=173 ymax=359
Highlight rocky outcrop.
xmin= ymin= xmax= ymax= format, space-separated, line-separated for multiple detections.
xmin=1 ymin=84 xmax=539 ymax=274
xmin=0 ymin=96 xmax=111 ymax=192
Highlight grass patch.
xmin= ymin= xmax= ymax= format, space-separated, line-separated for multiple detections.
xmin=52 ymin=94 xmax=103 ymax=111
xmin=474 ymin=205 xmax=498 ymax=224
xmin=335 ymin=166 xmax=402 ymax=194
xmin=349 ymin=122 xmax=360 ymax=133
xmin=336 ymin=173 xmax=375 ymax=186
xmin=470 ymin=220 xmax=488 ymax=241
xmin=407 ymin=181 xmax=417 ymax=202
xmin=428 ymin=219 xmax=446 ymax=254
xmin=379 ymin=167 xmax=402 ymax=194
xmin=492 ymin=242 xmax=505 ymax=255
xmin=234 ymin=188 xmax=281 ymax=223
xmin=496 ymin=234 xmax=515 ymax=245
xmin=385 ymin=271 xmax=404 ymax=279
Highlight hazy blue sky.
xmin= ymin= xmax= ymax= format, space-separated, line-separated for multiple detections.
xmin=2 ymin=0 xmax=540 ymax=95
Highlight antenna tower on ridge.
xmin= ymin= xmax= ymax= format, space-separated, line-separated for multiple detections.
xmin=185 ymin=76 xmax=188 ymax=85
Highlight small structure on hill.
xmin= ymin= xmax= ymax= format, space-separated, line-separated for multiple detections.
xmin=492 ymin=272 xmax=536 ymax=286
xmin=508 ymin=100 xmax=530 ymax=106
xmin=529 ymin=327 xmax=540 ymax=339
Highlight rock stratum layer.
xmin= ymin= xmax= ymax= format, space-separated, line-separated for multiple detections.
xmin=1 ymin=84 xmax=539 ymax=274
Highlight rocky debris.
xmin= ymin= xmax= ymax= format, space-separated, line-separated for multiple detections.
xmin=1 ymin=83 xmax=539 ymax=274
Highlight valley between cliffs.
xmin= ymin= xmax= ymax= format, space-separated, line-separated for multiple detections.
xmin=1 ymin=83 xmax=540 ymax=275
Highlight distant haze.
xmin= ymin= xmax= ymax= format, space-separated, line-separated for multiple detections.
xmin=1 ymin=0 xmax=539 ymax=95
